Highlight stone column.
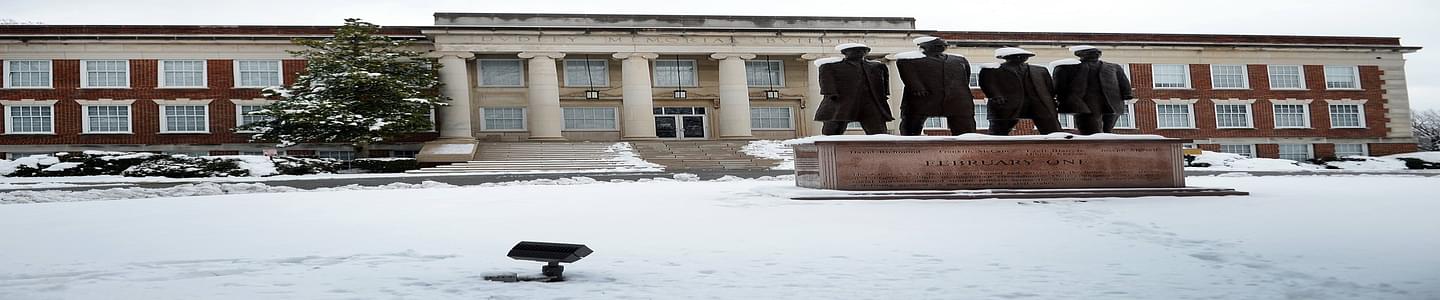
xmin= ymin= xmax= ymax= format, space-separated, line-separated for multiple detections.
xmin=711 ymin=53 xmax=757 ymax=139
xmin=613 ymin=52 xmax=660 ymax=140
xmin=799 ymin=53 xmax=831 ymax=136
xmin=518 ymin=52 xmax=566 ymax=141
xmin=883 ymin=55 xmax=905 ymax=132
xmin=436 ymin=52 xmax=476 ymax=140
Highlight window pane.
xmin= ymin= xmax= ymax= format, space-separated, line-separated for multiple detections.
xmin=1219 ymin=144 xmax=1255 ymax=158
xmin=1114 ymin=103 xmax=1135 ymax=128
xmin=86 ymin=105 xmax=130 ymax=132
xmin=1334 ymin=144 xmax=1367 ymax=158
xmin=478 ymin=60 xmax=523 ymax=86
xmin=1211 ymin=65 xmax=1248 ymax=89
xmin=1268 ymin=65 xmax=1305 ymax=89
xmin=318 ymin=151 xmax=355 ymax=161
xmin=974 ymin=104 xmax=989 ymax=129
xmin=749 ymin=107 xmax=792 ymax=129
xmin=924 ymin=117 xmax=947 ymax=129
xmin=7 ymin=60 xmax=52 ymax=87
xmin=7 ymin=105 xmax=53 ymax=133
xmin=968 ymin=64 xmax=982 ymax=88
xmin=655 ymin=60 xmax=697 ymax=87
xmin=237 ymin=60 xmax=281 ymax=87
xmin=745 ymin=60 xmax=784 ymax=87
xmin=1156 ymin=104 xmax=1192 ymax=128
xmin=483 ymin=107 xmax=526 ymax=130
xmin=164 ymin=105 xmax=209 ymax=132
xmin=1214 ymin=104 xmax=1252 ymax=128
xmin=1274 ymin=104 xmax=1308 ymax=128
xmin=562 ymin=107 xmax=617 ymax=130
xmin=1329 ymin=104 xmax=1363 ymax=127
xmin=1325 ymin=66 xmax=1358 ymax=89
xmin=1152 ymin=64 xmax=1190 ymax=88
xmin=239 ymin=105 xmax=272 ymax=127
xmin=564 ymin=59 xmax=608 ymax=87
xmin=162 ymin=60 xmax=206 ymax=87
xmin=1278 ymin=144 xmax=1312 ymax=161
xmin=84 ymin=60 xmax=129 ymax=87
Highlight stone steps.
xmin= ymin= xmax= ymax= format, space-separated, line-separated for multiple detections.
xmin=631 ymin=140 xmax=781 ymax=170
xmin=408 ymin=142 xmax=655 ymax=174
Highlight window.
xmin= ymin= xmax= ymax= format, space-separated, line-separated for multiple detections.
xmin=1278 ymin=144 xmax=1313 ymax=161
xmin=561 ymin=107 xmax=617 ymax=130
xmin=4 ymin=105 xmax=54 ymax=134
xmin=968 ymin=64 xmax=982 ymax=88
xmin=1328 ymin=104 xmax=1364 ymax=128
xmin=1268 ymin=65 xmax=1306 ymax=90
xmin=160 ymin=60 xmax=207 ymax=88
xmin=1210 ymin=64 xmax=1249 ymax=89
xmin=482 ymin=107 xmax=526 ymax=131
xmin=1333 ymin=144 xmax=1368 ymax=158
xmin=236 ymin=105 xmax=272 ymax=129
xmin=745 ymin=60 xmax=785 ymax=87
xmin=563 ymin=59 xmax=608 ymax=87
xmin=1214 ymin=104 xmax=1253 ymax=128
xmin=1324 ymin=66 xmax=1360 ymax=89
xmin=1058 ymin=114 xmax=1076 ymax=129
xmin=239 ymin=151 xmax=265 ymax=156
xmin=235 ymin=60 xmax=282 ymax=87
xmin=6 ymin=152 xmax=54 ymax=160
xmin=974 ymin=103 xmax=989 ymax=129
xmin=654 ymin=59 xmax=698 ymax=87
xmin=1155 ymin=103 xmax=1195 ymax=129
xmin=1114 ymin=102 xmax=1137 ymax=129
xmin=317 ymin=151 xmax=355 ymax=161
xmin=80 ymin=60 xmax=130 ymax=88
xmin=3 ymin=60 xmax=52 ymax=88
xmin=1273 ymin=104 xmax=1310 ymax=128
xmin=478 ymin=59 xmax=524 ymax=87
xmin=391 ymin=150 xmax=419 ymax=158
xmin=1151 ymin=64 xmax=1191 ymax=89
xmin=161 ymin=105 xmax=209 ymax=133
xmin=83 ymin=105 xmax=131 ymax=133
xmin=1219 ymin=144 xmax=1256 ymax=158
xmin=750 ymin=107 xmax=793 ymax=129
xmin=924 ymin=117 xmax=948 ymax=129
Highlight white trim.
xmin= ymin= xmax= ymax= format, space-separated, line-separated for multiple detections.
xmin=1266 ymin=65 xmax=1307 ymax=90
xmin=480 ymin=107 xmax=528 ymax=132
xmin=745 ymin=59 xmax=787 ymax=88
xmin=1212 ymin=102 xmax=1254 ymax=129
xmin=562 ymin=58 xmax=611 ymax=88
xmin=1153 ymin=99 xmax=1197 ymax=129
xmin=1323 ymin=98 xmax=1369 ymax=106
xmin=653 ymin=59 xmax=700 ymax=88
xmin=79 ymin=59 xmax=131 ymax=88
xmin=2 ymin=59 xmax=54 ymax=89
xmin=154 ymin=99 xmax=213 ymax=134
xmin=1326 ymin=103 xmax=1367 ymax=129
xmin=1322 ymin=65 xmax=1362 ymax=90
xmin=232 ymin=59 xmax=284 ymax=88
xmin=749 ymin=106 xmax=795 ymax=130
xmin=1269 ymin=100 xmax=1312 ymax=129
xmin=1208 ymin=64 xmax=1250 ymax=90
xmin=560 ymin=107 xmax=620 ymax=131
xmin=157 ymin=59 xmax=209 ymax=88
xmin=1150 ymin=64 xmax=1191 ymax=89
xmin=476 ymin=59 xmax=526 ymax=87
xmin=79 ymin=103 xmax=134 ymax=134
xmin=1 ymin=100 xmax=57 ymax=135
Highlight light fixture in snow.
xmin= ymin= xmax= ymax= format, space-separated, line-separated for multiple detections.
xmin=484 ymin=241 xmax=594 ymax=283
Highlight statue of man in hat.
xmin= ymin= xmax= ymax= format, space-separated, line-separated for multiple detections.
xmin=814 ymin=43 xmax=893 ymax=135
xmin=895 ymin=36 xmax=975 ymax=136
xmin=977 ymin=47 xmax=1063 ymax=135
xmin=1052 ymin=45 xmax=1134 ymax=134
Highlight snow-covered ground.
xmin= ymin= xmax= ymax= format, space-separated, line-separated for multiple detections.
xmin=741 ymin=140 xmax=795 ymax=170
xmin=1 ymin=175 xmax=1437 ymax=299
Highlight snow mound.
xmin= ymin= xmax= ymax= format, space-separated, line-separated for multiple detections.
xmin=1385 ymin=151 xmax=1440 ymax=163
xmin=1324 ymin=156 xmax=1408 ymax=171
xmin=740 ymin=140 xmax=795 ymax=170
xmin=0 ymin=155 xmax=60 ymax=176
xmin=605 ymin=142 xmax=665 ymax=171
xmin=813 ymin=57 xmax=843 ymax=66
xmin=1189 ymin=151 xmax=1323 ymax=171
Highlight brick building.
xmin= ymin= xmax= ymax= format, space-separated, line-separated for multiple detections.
xmin=0 ymin=13 xmax=1423 ymax=162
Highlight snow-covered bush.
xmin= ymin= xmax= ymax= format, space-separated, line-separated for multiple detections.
xmin=272 ymin=156 xmax=342 ymax=175
xmin=121 ymin=155 xmax=251 ymax=178
xmin=1385 ymin=152 xmax=1440 ymax=169
xmin=2 ymin=151 xmax=341 ymax=177
xmin=351 ymin=158 xmax=418 ymax=173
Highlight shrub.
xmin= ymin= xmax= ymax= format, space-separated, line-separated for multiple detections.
xmin=272 ymin=156 xmax=342 ymax=175
xmin=351 ymin=158 xmax=419 ymax=173
xmin=121 ymin=155 xmax=250 ymax=178
xmin=1395 ymin=157 xmax=1440 ymax=169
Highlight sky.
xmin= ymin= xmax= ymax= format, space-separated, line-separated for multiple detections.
xmin=3 ymin=0 xmax=1437 ymax=112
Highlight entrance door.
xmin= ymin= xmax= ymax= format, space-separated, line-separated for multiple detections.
xmin=654 ymin=107 xmax=708 ymax=139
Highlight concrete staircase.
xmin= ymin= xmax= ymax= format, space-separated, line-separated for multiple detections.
xmin=407 ymin=142 xmax=654 ymax=174
xmin=631 ymin=141 xmax=783 ymax=170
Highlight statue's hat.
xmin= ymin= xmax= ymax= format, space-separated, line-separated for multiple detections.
xmin=913 ymin=36 xmax=945 ymax=45
xmin=994 ymin=47 xmax=1036 ymax=58
xmin=835 ymin=43 xmax=870 ymax=52
xmin=1069 ymin=45 xmax=1099 ymax=53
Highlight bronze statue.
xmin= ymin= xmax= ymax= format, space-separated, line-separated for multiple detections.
xmin=1052 ymin=45 xmax=1134 ymax=134
xmin=815 ymin=43 xmax=893 ymax=135
xmin=895 ymin=36 xmax=975 ymax=136
xmin=977 ymin=47 xmax=1063 ymax=136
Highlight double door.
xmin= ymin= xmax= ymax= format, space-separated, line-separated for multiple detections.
xmin=654 ymin=107 xmax=707 ymax=139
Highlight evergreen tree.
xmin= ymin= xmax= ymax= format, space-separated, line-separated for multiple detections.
xmin=241 ymin=18 xmax=446 ymax=158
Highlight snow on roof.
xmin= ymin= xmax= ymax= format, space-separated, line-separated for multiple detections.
xmin=895 ymin=51 xmax=965 ymax=60
xmin=1050 ymin=58 xmax=1082 ymax=68
xmin=834 ymin=43 xmax=870 ymax=51
xmin=783 ymin=132 xmax=1172 ymax=145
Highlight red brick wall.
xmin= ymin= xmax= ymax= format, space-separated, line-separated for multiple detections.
xmin=1369 ymin=143 xmax=1418 ymax=156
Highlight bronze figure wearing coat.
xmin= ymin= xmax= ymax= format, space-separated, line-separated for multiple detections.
xmin=895 ymin=37 xmax=976 ymax=135
xmin=977 ymin=47 xmax=1063 ymax=135
xmin=815 ymin=43 xmax=893 ymax=135
xmin=1052 ymin=46 xmax=1134 ymax=134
